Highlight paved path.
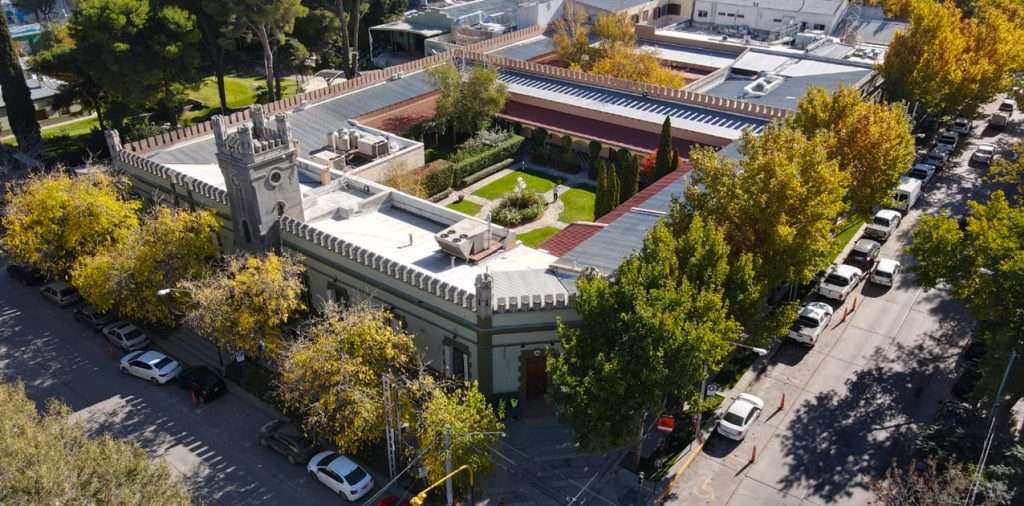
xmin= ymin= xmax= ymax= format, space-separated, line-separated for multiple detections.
xmin=662 ymin=98 xmax=1021 ymax=506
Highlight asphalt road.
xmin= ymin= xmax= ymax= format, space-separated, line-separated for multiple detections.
xmin=663 ymin=100 xmax=1020 ymax=506
xmin=0 ymin=265 xmax=345 ymax=505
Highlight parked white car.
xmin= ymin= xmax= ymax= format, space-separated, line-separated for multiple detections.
xmin=103 ymin=322 xmax=150 ymax=352
xmin=717 ymin=393 xmax=764 ymax=441
xmin=119 ymin=350 xmax=182 ymax=385
xmin=307 ymin=451 xmax=374 ymax=501
xmin=952 ymin=117 xmax=972 ymax=136
xmin=40 ymin=281 xmax=81 ymax=307
xmin=818 ymin=264 xmax=864 ymax=301
xmin=924 ymin=148 xmax=950 ymax=170
xmin=863 ymin=209 xmax=902 ymax=242
xmin=971 ymin=144 xmax=997 ymax=165
xmin=936 ymin=130 xmax=960 ymax=152
xmin=787 ymin=302 xmax=835 ymax=346
xmin=870 ymin=258 xmax=902 ymax=287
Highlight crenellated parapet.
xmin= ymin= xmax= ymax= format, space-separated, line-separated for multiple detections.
xmin=107 ymin=135 xmax=228 ymax=206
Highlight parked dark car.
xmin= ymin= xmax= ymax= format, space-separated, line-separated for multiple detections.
xmin=845 ymin=238 xmax=881 ymax=271
xmin=6 ymin=264 xmax=45 ymax=286
xmin=178 ymin=366 xmax=227 ymax=403
xmin=73 ymin=305 xmax=115 ymax=331
xmin=259 ymin=419 xmax=318 ymax=465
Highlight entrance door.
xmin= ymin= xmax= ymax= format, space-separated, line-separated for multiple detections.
xmin=525 ymin=355 xmax=547 ymax=400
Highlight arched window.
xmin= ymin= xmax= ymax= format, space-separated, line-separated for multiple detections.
xmin=631 ymin=14 xmax=639 ymax=23
xmin=654 ymin=6 xmax=661 ymax=18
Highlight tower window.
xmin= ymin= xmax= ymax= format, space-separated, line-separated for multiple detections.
xmin=268 ymin=170 xmax=283 ymax=186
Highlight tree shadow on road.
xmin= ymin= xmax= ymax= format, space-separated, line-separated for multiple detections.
xmin=775 ymin=309 xmax=972 ymax=503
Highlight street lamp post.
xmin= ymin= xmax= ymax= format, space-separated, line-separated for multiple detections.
xmin=695 ymin=340 xmax=769 ymax=442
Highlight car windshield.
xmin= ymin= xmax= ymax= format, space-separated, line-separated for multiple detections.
xmin=723 ymin=412 xmax=745 ymax=426
xmin=825 ymin=274 xmax=850 ymax=286
xmin=797 ymin=315 xmax=820 ymax=327
xmin=872 ymin=216 xmax=891 ymax=227
xmin=894 ymin=193 xmax=908 ymax=202
xmin=850 ymin=251 xmax=869 ymax=262
xmin=908 ymin=170 xmax=927 ymax=179
xmin=123 ymin=328 xmax=142 ymax=339
xmin=319 ymin=453 xmax=341 ymax=467
xmin=343 ymin=466 xmax=368 ymax=485
xmin=153 ymin=358 xmax=174 ymax=370
xmin=59 ymin=288 xmax=75 ymax=296
xmin=1000 ymin=103 xmax=1013 ymax=112
xmin=875 ymin=270 xmax=892 ymax=278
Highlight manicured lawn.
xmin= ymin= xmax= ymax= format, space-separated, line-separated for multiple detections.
xmin=473 ymin=170 xmax=556 ymax=200
xmin=558 ymin=187 xmax=596 ymax=223
xmin=447 ymin=199 xmax=482 ymax=216
xmin=2 ymin=116 xmax=99 ymax=145
xmin=183 ymin=75 xmax=299 ymax=123
xmin=518 ymin=226 xmax=561 ymax=248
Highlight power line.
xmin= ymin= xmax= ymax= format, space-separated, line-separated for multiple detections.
xmin=963 ymin=346 xmax=1018 ymax=506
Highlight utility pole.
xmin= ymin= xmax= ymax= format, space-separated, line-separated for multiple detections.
xmin=445 ymin=427 xmax=454 ymax=506
xmin=964 ymin=345 xmax=1019 ymax=506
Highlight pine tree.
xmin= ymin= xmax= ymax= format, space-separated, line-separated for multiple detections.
xmin=654 ymin=116 xmax=673 ymax=180
xmin=0 ymin=14 xmax=41 ymax=157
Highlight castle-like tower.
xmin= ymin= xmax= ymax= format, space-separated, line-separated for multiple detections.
xmin=213 ymin=105 xmax=305 ymax=251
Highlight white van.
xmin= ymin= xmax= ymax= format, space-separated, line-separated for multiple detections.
xmin=892 ymin=176 xmax=922 ymax=213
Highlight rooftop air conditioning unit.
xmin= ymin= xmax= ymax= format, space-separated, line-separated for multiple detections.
xmin=358 ymin=138 xmax=389 ymax=158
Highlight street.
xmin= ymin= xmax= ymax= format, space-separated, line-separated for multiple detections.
xmin=662 ymin=101 xmax=1020 ymax=506
xmin=0 ymin=266 xmax=343 ymax=505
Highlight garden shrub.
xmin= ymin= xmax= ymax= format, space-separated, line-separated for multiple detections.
xmin=452 ymin=134 xmax=524 ymax=186
xmin=489 ymin=191 xmax=545 ymax=227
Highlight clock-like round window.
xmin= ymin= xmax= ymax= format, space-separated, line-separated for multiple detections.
xmin=268 ymin=170 xmax=283 ymax=186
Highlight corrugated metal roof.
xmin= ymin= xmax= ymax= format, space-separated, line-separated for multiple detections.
xmin=498 ymin=71 xmax=767 ymax=140
xmin=149 ymin=71 xmax=438 ymax=164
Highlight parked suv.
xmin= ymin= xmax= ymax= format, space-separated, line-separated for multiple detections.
xmin=863 ymin=209 xmax=902 ymax=242
xmin=259 ymin=420 xmax=318 ymax=465
xmin=845 ymin=239 xmax=881 ymax=271
xmin=74 ymin=305 xmax=114 ymax=331
xmin=40 ymin=281 xmax=82 ymax=307
xmin=103 ymin=322 xmax=150 ymax=352
xmin=936 ymin=130 xmax=960 ymax=152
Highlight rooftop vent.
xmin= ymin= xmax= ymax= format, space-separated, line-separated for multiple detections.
xmin=744 ymin=73 xmax=785 ymax=97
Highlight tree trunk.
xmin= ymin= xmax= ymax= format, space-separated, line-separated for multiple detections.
xmin=337 ymin=0 xmax=352 ymax=78
xmin=255 ymin=24 xmax=276 ymax=102
xmin=96 ymin=104 xmax=107 ymax=131
xmin=0 ymin=14 xmax=42 ymax=157
xmin=215 ymin=67 xmax=228 ymax=115
xmin=351 ymin=0 xmax=362 ymax=75
xmin=633 ymin=416 xmax=644 ymax=469
xmin=274 ymin=74 xmax=282 ymax=102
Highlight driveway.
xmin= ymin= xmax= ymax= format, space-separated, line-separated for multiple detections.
xmin=662 ymin=99 xmax=1021 ymax=506
xmin=0 ymin=263 xmax=344 ymax=505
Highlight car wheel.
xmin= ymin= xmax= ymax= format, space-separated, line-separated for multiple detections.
xmin=259 ymin=438 xmax=269 ymax=448
xmin=120 ymin=366 xmax=128 ymax=375
xmin=287 ymin=454 xmax=297 ymax=465
xmin=150 ymin=377 xmax=159 ymax=385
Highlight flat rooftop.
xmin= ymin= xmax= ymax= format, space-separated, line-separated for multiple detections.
xmin=147 ymin=71 xmax=436 ymax=165
xmin=492 ymin=34 xmax=555 ymax=61
xmin=498 ymin=70 xmax=767 ymax=141
xmin=641 ymin=42 xmax=740 ymax=70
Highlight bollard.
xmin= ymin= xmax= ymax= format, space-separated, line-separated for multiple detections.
xmin=751 ymin=445 xmax=757 ymax=464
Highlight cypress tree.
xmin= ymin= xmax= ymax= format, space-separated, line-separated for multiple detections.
xmin=654 ymin=116 xmax=673 ymax=180
xmin=670 ymin=149 xmax=679 ymax=173
xmin=595 ymin=160 xmax=610 ymax=217
xmin=618 ymin=151 xmax=639 ymax=200
xmin=608 ymin=159 xmax=621 ymax=209
xmin=0 ymin=14 xmax=41 ymax=157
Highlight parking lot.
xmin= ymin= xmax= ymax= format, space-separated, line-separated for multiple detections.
xmin=662 ymin=99 xmax=1020 ymax=506
xmin=0 ymin=261 xmax=348 ymax=505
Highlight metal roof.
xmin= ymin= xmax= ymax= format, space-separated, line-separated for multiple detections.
xmin=498 ymin=71 xmax=767 ymax=140
xmin=557 ymin=170 xmax=691 ymax=274
xmin=492 ymin=35 xmax=555 ymax=61
xmin=149 ymin=71 xmax=438 ymax=164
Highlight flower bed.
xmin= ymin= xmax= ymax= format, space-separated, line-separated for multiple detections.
xmin=489 ymin=191 xmax=545 ymax=227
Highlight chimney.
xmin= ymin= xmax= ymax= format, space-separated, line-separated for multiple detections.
xmin=320 ymin=165 xmax=332 ymax=186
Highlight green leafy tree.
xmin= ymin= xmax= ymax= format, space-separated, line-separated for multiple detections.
xmin=293 ymin=8 xmax=341 ymax=68
xmin=274 ymin=37 xmax=310 ymax=97
xmin=0 ymin=13 xmax=41 ymax=156
xmin=179 ymin=0 xmax=239 ymax=115
xmin=233 ymin=0 xmax=308 ymax=103
xmin=870 ymin=458 xmax=998 ymax=506
xmin=906 ymin=191 xmax=1024 ymax=420
xmin=277 ymin=303 xmax=415 ymax=454
xmin=428 ymin=62 xmax=508 ymax=140
xmin=588 ymin=140 xmax=602 ymax=167
xmin=0 ymin=382 xmax=191 ymax=505
xmin=549 ymin=219 xmax=740 ymax=462
xmin=30 ymin=0 xmax=203 ymax=129
xmin=618 ymin=149 xmax=640 ymax=200
xmin=180 ymin=252 xmax=305 ymax=357
xmin=686 ymin=124 xmax=849 ymax=289
xmin=989 ymin=140 xmax=1024 ymax=195
xmin=790 ymin=85 xmax=916 ymax=216
xmin=416 ymin=381 xmax=504 ymax=491
xmin=654 ymin=116 xmax=674 ymax=180
xmin=72 ymin=207 xmax=219 ymax=328
xmin=1 ymin=172 xmax=140 ymax=278
xmin=594 ymin=160 xmax=609 ymax=217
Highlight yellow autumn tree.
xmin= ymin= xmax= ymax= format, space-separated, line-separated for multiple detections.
xmin=790 ymin=86 xmax=916 ymax=216
xmin=590 ymin=44 xmax=686 ymax=88
xmin=1 ymin=171 xmax=140 ymax=278
xmin=551 ymin=0 xmax=594 ymax=68
xmin=179 ymin=252 xmax=305 ymax=357
xmin=882 ymin=0 xmax=1024 ymax=118
xmin=72 ymin=207 xmax=220 ymax=328
xmin=277 ymin=303 xmax=416 ymax=454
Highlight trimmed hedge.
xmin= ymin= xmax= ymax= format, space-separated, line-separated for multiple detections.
xmin=422 ymin=160 xmax=455 ymax=197
xmin=451 ymin=134 xmax=524 ymax=184
xmin=458 ymin=158 xmax=516 ymax=188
